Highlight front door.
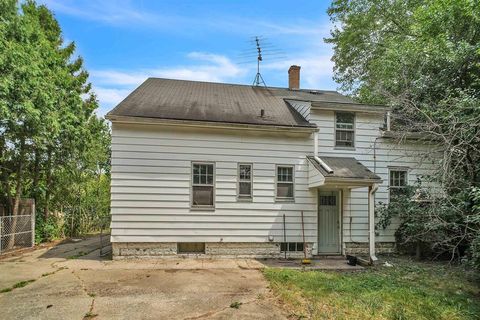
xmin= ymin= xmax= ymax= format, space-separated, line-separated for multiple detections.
xmin=318 ymin=190 xmax=340 ymax=254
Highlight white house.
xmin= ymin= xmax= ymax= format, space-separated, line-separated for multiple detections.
xmin=106 ymin=66 xmax=437 ymax=260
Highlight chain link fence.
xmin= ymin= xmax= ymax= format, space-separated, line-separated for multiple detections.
xmin=99 ymin=215 xmax=111 ymax=257
xmin=0 ymin=199 xmax=35 ymax=254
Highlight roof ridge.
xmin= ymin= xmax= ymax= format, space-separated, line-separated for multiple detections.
xmin=146 ymin=77 xmax=343 ymax=94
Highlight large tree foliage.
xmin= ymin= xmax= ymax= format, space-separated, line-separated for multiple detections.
xmin=0 ymin=0 xmax=110 ymax=243
xmin=327 ymin=0 xmax=480 ymax=265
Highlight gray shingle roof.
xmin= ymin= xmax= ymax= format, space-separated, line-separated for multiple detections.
xmin=106 ymin=78 xmax=357 ymax=128
xmin=307 ymin=156 xmax=381 ymax=181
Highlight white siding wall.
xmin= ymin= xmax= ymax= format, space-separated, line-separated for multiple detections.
xmin=110 ymin=109 xmax=439 ymax=253
xmin=310 ymin=109 xmax=439 ymax=244
xmin=110 ymin=123 xmax=318 ymax=246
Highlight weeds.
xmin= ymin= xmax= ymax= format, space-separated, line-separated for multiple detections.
xmin=1 ymin=279 xmax=36 ymax=293
xmin=264 ymin=257 xmax=480 ymax=320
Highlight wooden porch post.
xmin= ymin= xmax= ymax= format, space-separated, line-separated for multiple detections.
xmin=368 ymin=184 xmax=379 ymax=263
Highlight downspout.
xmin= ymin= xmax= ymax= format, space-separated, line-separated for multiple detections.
xmin=368 ymin=184 xmax=379 ymax=263
xmin=313 ymin=131 xmax=333 ymax=173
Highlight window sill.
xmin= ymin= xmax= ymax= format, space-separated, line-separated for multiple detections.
xmin=190 ymin=207 xmax=215 ymax=212
xmin=275 ymin=198 xmax=295 ymax=203
xmin=237 ymin=197 xmax=253 ymax=202
xmin=334 ymin=146 xmax=356 ymax=151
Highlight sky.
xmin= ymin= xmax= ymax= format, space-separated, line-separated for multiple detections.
xmin=39 ymin=0 xmax=337 ymax=116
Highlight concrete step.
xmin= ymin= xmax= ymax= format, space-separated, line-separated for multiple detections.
xmin=313 ymin=255 xmax=345 ymax=260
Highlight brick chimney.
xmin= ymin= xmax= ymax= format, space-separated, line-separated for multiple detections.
xmin=288 ymin=65 xmax=301 ymax=90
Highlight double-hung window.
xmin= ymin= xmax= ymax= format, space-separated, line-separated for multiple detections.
xmin=192 ymin=163 xmax=215 ymax=208
xmin=389 ymin=169 xmax=408 ymax=199
xmin=238 ymin=164 xmax=252 ymax=200
xmin=335 ymin=112 xmax=355 ymax=148
xmin=276 ymin=166 xmax=294 ymax=200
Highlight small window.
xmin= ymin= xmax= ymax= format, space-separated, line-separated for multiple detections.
xmin=192 ymin=163 xmax=214 ymax=208
xmin=238 ymin=164 xmax=252 ymax=199
xmin=280 ymin=242 xmax=304 ymax=252
xmin=389 ymin=169 xmax=408 ymax=198
xmin=276 ymin=166 xmax=294 ymax=200
xmin=335 ymin=112 xmax=355 ymax=147
xmin=178 ymin=242 xmax=205 ymax=254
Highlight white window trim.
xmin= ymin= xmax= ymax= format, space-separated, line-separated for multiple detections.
xmin=388 ymin=167 xmax=409 ymax=201
xmin=275 ymin=165 xmax=295 ymax=202
xmin=237 ymin=163 xmax=253 ymax=201
xmin=191 ymin=161 xmax=215 ymax=210
xmin=334 ymin=111 xmax=356 ymax=149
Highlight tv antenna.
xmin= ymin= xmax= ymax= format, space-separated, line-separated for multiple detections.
xmin=236 ymin=36 xmax=287 ymax=87
xmin=252 ymin=36 xmax=266 ymax=87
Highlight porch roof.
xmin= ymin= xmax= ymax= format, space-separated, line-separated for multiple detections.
xmin=307 ymin=156 xmax=382 ymax=188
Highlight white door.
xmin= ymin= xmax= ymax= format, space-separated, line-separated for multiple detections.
xmin=318 ymin=190 xmax=340 ymax=254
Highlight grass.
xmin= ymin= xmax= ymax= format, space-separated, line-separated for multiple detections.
xmin=230 ymin=301 xmax=243 ymax=309
xmin=68 ymin=250 xmax=86 ymax=259
xmin=12 ymin=280 xmax=35 ymax=288
xmin=1 ymin=279 xmax=36 ymax=293
xmin=83 ymin=311 xmax=98 ymax=319
xmin=263 ymin=257 xmax=480 ymax=320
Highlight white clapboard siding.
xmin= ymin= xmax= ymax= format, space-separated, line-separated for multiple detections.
xmin=110 ymin=109 xmax=439 ymax=250
xmin=111 ymin=123 xmax=318 ymax=245
xmin=311 ymin=109 xmax=439 ymax=243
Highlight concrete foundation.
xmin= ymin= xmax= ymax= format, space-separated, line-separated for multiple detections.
xmin=344 ymin=242 xmax=396 ymax=255
xmin=112 ymin=242 xmax=314 ymax=259
xmin=112 ymin=242 xmax=177 ymax=258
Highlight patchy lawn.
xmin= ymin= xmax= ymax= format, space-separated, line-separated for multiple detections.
xmin=263 ymin=257 xmax=480 ymax=320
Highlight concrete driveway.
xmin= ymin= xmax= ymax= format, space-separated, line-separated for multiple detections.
xmin=0 ymin=237 xmax=287 ymax=320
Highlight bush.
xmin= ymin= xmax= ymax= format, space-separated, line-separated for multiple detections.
xmin=376 ymin=185 xmax=480 ymax=268
xmin=35 ymin=214 xmax=64 ymax=244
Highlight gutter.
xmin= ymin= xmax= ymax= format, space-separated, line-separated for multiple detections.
xmin=310 ymin=101 xmax=390 ymax=114
xmin=107 ymin=115 xmax=318 ymax=134
xmin=368 ymin=184 xmax=380 ymax=263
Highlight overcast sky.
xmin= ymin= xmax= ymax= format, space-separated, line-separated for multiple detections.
xmin=40 ymin=0 xmax=337 ymax=116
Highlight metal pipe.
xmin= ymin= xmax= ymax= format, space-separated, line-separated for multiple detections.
xmin=368 ymin=184 xmax=379 ymax=263
xmin=373 ymin=136 xmax=380 ymax=174
xmin=301 ymin=211 xmax=307 ymax=260
xmin=283 ymin=214 xmax=287 ymax=259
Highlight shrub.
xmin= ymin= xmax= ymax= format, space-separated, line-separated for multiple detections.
xmin=376 ymin=185 xmax=480 ymax=269
xmin=35 ymin=214 xmax=64 ymax=244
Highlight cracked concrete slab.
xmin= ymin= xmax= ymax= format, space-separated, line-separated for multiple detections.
xmin=0 ymin=237 xmax=287 ymax=320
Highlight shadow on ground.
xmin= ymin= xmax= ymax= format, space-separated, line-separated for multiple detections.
xmin=38 ymin=234 xmax=111 ymax=260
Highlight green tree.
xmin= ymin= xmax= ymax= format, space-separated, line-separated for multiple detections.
xmin=327 ymin=0 xmax=480 ymax=264
xmin=0 ymin=0 xmax=111 ymax=246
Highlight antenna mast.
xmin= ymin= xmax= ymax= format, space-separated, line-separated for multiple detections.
xmin=236 ymin=36 xmax=286 ymax=86
xmin=252 ymin=36 xmax=266 ymax=87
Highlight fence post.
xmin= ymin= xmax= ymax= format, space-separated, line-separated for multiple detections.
xmin=31 ymin=200 xmax=35 ymax=248
xmin=0 ymin=217 xmax=2 ymax=254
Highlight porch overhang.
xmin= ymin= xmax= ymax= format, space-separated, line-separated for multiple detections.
xmin=307 ymin=156 xmax=382 ymax=188
xmin=307 ymin=155 xmax=381 ymax=263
